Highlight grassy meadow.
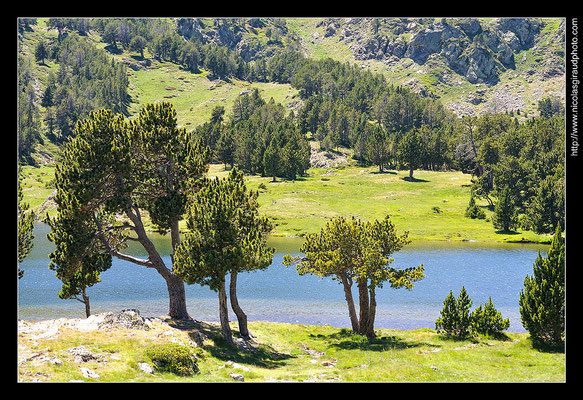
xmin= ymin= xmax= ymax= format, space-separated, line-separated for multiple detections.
xmin=207 ymin=163 xmax=551 ymax=243
xmin=17 ymin=319 xmax=565 ymax=382
xmin=20 ymin=162 xmax=552 ymax=244
xmin=126 ymin=60 xmax=300 ymax=128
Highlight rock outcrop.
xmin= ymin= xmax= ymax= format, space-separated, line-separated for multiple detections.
xmin=322 ymin=17 xmax=557 ymax=86
xmin=18 ymin=309 xmax=153 ymax=337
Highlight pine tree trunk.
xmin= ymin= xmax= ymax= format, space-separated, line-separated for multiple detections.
xmin=366 ymin=287 xmax=377 ymax=338
xmin=165 ymin=273 xmax=191 ymax=320
xmin=341 ymin=273 xmax=359 ymax=333
xmin=125 ymin=208 xmax=191 ymax=320
xmin=229 ymin=271 xmax=250 ymax=339
xmin=82 ymin=288 xmax=91 ymax=318
xmin=357 ymin=280 xmax=370 ymax=336
xmin=218 ymin=279 xmax=234 ymax=346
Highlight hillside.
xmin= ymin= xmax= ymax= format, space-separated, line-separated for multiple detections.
xmin=18 ymin=17 xmax=565 ymax=135
xmin=17 ymin=17 xmax=565 ymax=241
xmin=286 ymin=17 xmax=565 ymax=118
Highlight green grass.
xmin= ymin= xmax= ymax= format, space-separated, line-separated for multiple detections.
xmin=18 ymin=320 xmax=565 ymax=382
xmin=126 ymin=59 xmax=299 ymax=128
xmin=286 ymin=18 xmax=353 ymax=62
xmin=208 ymin=163 xmax=551 ymax=243
xmin=20 ymin=162 xmax=552 ymax=244
xmin=19 ymin=164 xmax=56 ymax=215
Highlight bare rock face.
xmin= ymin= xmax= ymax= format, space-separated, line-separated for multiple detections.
xmin=332 ymin=17 xmax=556 ymax=87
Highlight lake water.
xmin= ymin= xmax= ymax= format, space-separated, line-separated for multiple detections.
xmin=18 ymin=224 xmax=550 ymax=332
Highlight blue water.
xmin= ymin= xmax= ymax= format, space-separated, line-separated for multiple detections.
xmin=18 ymin=224 xmax=549 ymax=332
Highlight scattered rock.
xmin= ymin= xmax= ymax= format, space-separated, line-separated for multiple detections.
xmin=300 ymin=345 xmax=325 ymax=358
xmin=222 ymin=361 xmax=250 ymax=371
xmin=67 ymin=346 xmax=100 ymax=363
xmin=309 ymin=143 xmax=351 ymax=169
xmin=96 ymin=309 xmax=151 ymax=331
xmin=138 ymin=362 xmax=154 ymax=374
xmin=229 ymin=373 xmax=245 ymax=382
xmin=80 ymin=367 xmax=99 ymax=379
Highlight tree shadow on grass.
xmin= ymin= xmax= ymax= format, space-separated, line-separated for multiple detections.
xmin=494 ymin=229 xmax=521 ymax=235
xmin=309 ymin=329 xmax=436 ymax=352
xmin=401 ymin=176 xmax=430 ymax=183
xmin=531 ymin=341 xmax=565 ymax=354
xmin=164 ymin=318 xmax=294 ymax=369
xmin=204 ymin=337 xmax=295 ymax=369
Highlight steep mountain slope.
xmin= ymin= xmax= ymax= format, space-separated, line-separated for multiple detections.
xmin=285 ymin=17 xmax=565 ymax=118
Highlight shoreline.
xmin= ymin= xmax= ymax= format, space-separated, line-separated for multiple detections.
xmin=17 ymin=310 xmax=564 ymax=383
xmin=16 ymin=309 xmax=527 ymax=335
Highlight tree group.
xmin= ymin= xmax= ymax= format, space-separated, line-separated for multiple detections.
xmin=283 ymin=215 xmax=424 ymax=338
xmin=435 ymin=286 xmax=510 ymax=338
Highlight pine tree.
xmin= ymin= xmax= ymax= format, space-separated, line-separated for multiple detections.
xmin=465 ymin=193 xmax=486 ymax=219
xmin=263 ymin=139 xmax=280 ymax=181
xmin=435 ymin=286 xmax=473 ymax=338
xmin=284 ymin=215 xmax=424 ymax=337
xmin=456 ymin=286 xmax=473 ymax=338
xmin=365 ymin=124 xmax=392 ymax=173
xmin=48 ymin=104 xmax=210 ymax=320
xmin=398 ymin=128 xmax=422 ymax=179
xmin=435 ymin=290 xmax=459 ymax=336
xmin=174 ymin=168 xmax=274 ymax=344
xmin=34 ymin=40 xmax=47 ymax=64
xmin=519 ymin=225 xmax=565 ymax=347
xmin=47 ymin=194 xmax=112 ymax=317
xmin=216 ymin=128 xmax=235 ymax=169
xmin=471 ymin=297 xmax=510 ymax=336
xmin=18 ymin=178 xmax=35 ymax=279
xmin=524 ymin=176 xmax=563 ymax=234
xmin=492 ymin=187 xmax=518 ymax=232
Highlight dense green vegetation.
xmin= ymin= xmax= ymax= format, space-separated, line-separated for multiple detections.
xmin=18 ymin=17 xmax=565 ymax=238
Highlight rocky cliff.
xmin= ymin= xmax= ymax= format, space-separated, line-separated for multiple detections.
xmin=318 ymin=17 xmax=564 ymax=86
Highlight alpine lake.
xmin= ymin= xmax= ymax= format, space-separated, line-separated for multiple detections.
xmin=18 ymin=223 xmax=550 ymax=333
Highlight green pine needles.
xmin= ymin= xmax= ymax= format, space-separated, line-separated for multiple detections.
xmin=519 ymin=225 xmax=565 ymax=347
xmin=283 ymin=215 xmax=424 ymax=338
xmin=435 ymin=286 xmax=509 ymax=338
xmin=47 ymin=103 xmax=210 ymax=320
xmin=173 ymin=168 xmax=274 ymax=345
xmin=465 ymin=193 xmax=486 ymax=219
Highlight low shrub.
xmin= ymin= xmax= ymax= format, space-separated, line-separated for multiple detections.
xmin=471 ymin=297 xmax=510 ymax=336
xmin=145 ymin=342 xmax=199 ymax=376
xmin=436 ymin=288 xmax=509 ymax=339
